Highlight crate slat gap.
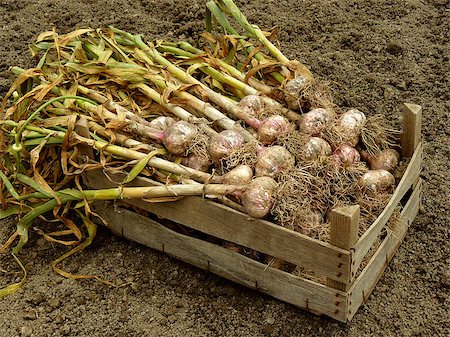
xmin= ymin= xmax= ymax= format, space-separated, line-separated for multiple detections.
xmin=83 ymin=103 xmax=423 ymax=322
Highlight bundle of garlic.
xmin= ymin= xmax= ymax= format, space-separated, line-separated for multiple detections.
xmin=0 ymin=0 xmax=402 ymax=296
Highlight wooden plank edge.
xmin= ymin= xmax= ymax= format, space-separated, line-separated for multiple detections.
xmin=92 ymin=200 xmax=349 ymax=322
xmin=351 ymin=142 xmax=423 ymax=274
xmin=83 ymin=169 xmax=350 ymax=283
xmin=347 ymin=179 xmax=422 ymax=321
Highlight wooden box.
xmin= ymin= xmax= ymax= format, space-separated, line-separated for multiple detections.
xmin=83 ymin=103 xmax=422 ymax=322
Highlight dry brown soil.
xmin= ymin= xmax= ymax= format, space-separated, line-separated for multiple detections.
xmin=0 ymin=0 xmax=449 ymax=336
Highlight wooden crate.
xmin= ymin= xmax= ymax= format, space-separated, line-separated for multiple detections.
xmin=83 ymin=103 xmax=422 ymax=322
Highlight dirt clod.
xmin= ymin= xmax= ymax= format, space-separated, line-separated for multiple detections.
xmin=20 ymin=326 xmax=32 ymax=337
xmin=386 ymin=42 xmax=404 ymax=55
xmin=48 ymin=298 xmax=61 ymax=309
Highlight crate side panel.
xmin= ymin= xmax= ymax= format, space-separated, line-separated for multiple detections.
xmin=351 ymin=142 xmax=423 ymax=276
xmin=83 ymin=170 xmax=350 ymax=283
xmin=347 ymin=179 xmax=422 ymax=320
xmin=123 ymin=197 xmax=350 ymax=283
xmin=93 ymin=201 xmax=348 ymax=322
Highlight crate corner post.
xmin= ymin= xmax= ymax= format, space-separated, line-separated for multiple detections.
xmin=326 ymin=204 xmax=360 ymax=292
xmin=401 ymin=103 xmax=422 ymax=158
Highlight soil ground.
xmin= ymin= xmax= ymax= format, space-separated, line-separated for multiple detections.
xmin=0 ymin=0 xmax=449 ymax=336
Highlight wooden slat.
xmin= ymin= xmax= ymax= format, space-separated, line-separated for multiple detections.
xmin=347 ymin=179 xmax=422 ymax=320
xmin=93 ymin=201 xmax=348 ymax=322
xmin=401 ymin=103 xmax=422 ymax=158
xmin=83 ymin=170 xmax=350 ymax=283
xmin=327 ymin=205 xmax=360 ymax=290
xmin=350 ymin=142 xmax=423 ymax=277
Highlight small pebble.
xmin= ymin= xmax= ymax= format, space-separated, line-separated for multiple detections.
xmin=163 ymin=305 xmax=178 ymax=316
xmin=36 ymin=237 xmax=51 ymax=250
xmin=20 ymin=326 xmax=32 ymax=337
xmin=22 ymin=310 xmax=36 ymax=320
xmin=383 ymin=86 xmax=397 ymax=99
xmin=29 ymin=292 xmax=45 ymax=305
xmin=49 ymin=298 xmax=61 ymax=308
xmin=262 ymin=323 xmax=274 ymax=335
xmin=75 ymin=296 xmax=86 ymax=305
xmin=396 ymin=80 xmax=407 ymax=90
xmin=61 ymin=324 xmax=71 ymax=335
xmin=157 ymin=316 xmax=168 ymax=325
xmin=130 ymin=282 xmax=140 ymax=292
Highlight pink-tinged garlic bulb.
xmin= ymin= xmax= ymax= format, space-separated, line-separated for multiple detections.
xmin=285 ymin=75 xmax=309 ymax=95
xmin=284 ymin=75 xmax=310 ymax=110
xmin=242 ymin=177 xmax=278 ymax=218
xmin=257 ymin=115 xmax=294 ymax=144
xmin=332 ymin=144 xmax=361 ymax=166
xmin=342 ymin=109 xmax=367 ymax=127
xmin=163 ymin=121 xmax=198 ymax=155
xmin=367 ymin=149 xmax=400 ymax=173
xmin=223 ymin=165 xmax=253 ymax=186
xmin=303 ymin=137 xmax=332 ymax=160
xmin=300 ymin=108 xmax=334 ymax=135
xmin=358 ymin=169 xmax=395 ymax=194
xmin=238 ymin=95 xmax=263 ymax=118
xmin=209 ymin=130 xmax=245 ymax=165
xmin=255 ymin=146 xmax=295 ymax=178
xmin=337 ymin=109 xmax=367 ymax=146
xmin=182 ymin=153 xmax=211 ymax=172
xmin=236 ymin=95 xmax=264 ymax=129
xmin=150 ymin=116 xmax=175 ymax=132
